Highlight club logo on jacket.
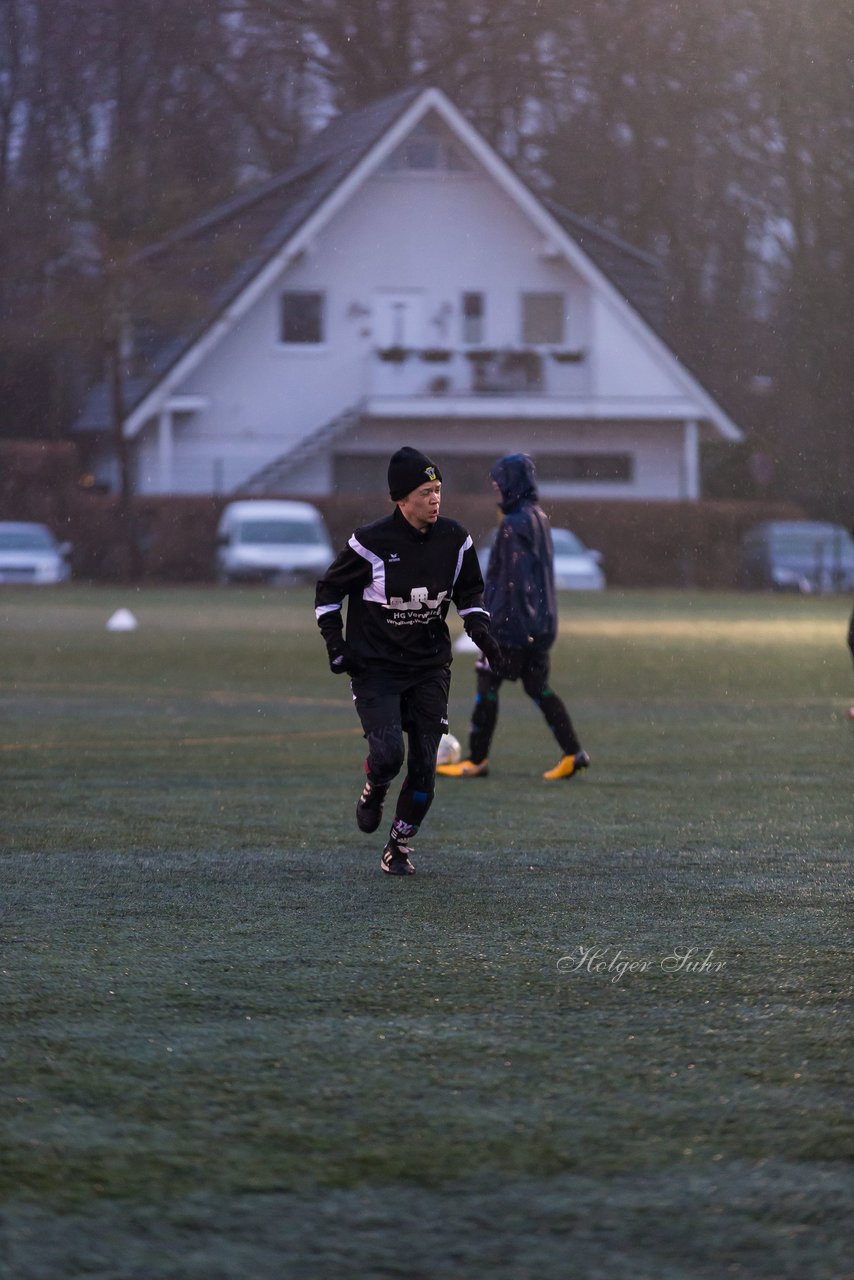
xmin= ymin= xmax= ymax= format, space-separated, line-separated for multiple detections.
xmin=387 ymin=586 xmax=447 ymax=612
xmin=388 ymin=553 xmax=400 ymax=563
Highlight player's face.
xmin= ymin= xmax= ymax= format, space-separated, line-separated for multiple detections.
xmin=398 ymin=481 xmax=442 ymax=531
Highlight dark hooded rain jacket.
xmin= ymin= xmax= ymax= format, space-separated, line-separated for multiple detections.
xmin=484 ymin=454 xmax=558 ymax=652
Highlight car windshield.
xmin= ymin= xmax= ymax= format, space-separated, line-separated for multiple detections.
xmin=0 ymin=527 xmax=55 ymax=551
xmin=770 ymin=531 xmax=854 ymax=565
xmin=551 ymin=529 xmax=587 ymax=555
xmin=238 ymin=519 xmax=325 ymax=546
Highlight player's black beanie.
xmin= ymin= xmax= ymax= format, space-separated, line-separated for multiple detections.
xmin=388 ymin=447 xmax=442 ymax=501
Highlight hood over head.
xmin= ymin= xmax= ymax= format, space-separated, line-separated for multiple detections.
xmin=490 ymin=453 xmax=538 ymax=513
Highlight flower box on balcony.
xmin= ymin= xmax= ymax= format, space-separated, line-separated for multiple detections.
xmin=377 ymin=345 xmax=410 ymax=362
xmin=550 ymin=349 xmax=585 ymax=363
xmin=420 ymin=348 xmax=452 ymax=363
xmin=502 ymin=350 xmax=540 ymax=373
xmin=470 ymin=348 xmax=543 ymax=393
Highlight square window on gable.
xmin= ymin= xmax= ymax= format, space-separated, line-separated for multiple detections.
xmin=521 ymin=292 xmax=565 ymax=345
xmin=281 ymin=291 xmax=324 ymax=344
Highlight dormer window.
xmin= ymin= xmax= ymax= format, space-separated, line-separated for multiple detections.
xmin=382 ymin=118 xmax=470 ymax=173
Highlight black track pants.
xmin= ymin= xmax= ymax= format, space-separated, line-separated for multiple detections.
xmin=350 ymin=664 xmax=451 ymax=838
xmin=468 ymin=648 xmax=581 ymax=764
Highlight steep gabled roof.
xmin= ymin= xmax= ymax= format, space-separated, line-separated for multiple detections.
xmin=75 ymin=84 xmax=738 ymax=441
xmin=543 ymin=198 xmax=669 ymax=335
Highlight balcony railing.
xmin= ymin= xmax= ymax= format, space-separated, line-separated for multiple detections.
xmin=370 ymin=347 xmax=587 ymax=399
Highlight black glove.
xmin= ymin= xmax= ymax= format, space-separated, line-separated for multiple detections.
xmin=326 ymin=635 xmax=362 ymax=677
xmin=467 ymin=626 xmax=503 ymax=674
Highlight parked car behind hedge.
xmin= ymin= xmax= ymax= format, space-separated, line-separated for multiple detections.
xmin=740 ymin=521 xmax=854 ymax=593
xmin=214 ymin=500 xmax=333 ymax=584
xmin=478 ymin=525 xmax=606 ymax=591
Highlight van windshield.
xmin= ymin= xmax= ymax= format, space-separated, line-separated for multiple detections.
xmin=770 ymin=531 xmax=854 ymax=565
xmin=238 ymin=519 xmax=325 ymax=546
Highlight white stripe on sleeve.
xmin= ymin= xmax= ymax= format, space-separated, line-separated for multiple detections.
xmin=349 ymin=535 xmax=387 ymax=604
xmin=315 ymin=603 xmax=342 ymax=620
xmin=451 ymin=534 xmax=474 ymax=585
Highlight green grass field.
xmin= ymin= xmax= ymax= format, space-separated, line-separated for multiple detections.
xmin=1 ymin=586 xmax=852 ymax=1279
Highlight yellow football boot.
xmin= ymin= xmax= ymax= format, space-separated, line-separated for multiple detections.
xmin=435 ymin=758 xmax=490 ymax=778
xmin=543 ymin=750 xmax=591 ymax=781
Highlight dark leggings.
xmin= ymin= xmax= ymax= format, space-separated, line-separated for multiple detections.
xmin=352 ymin=666 xmax=450 ymax=840
xmin=468 ymin=649 xmax=581 ymax=764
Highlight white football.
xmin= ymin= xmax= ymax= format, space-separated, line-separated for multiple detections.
xmin=453 ymin=632 xmax=480 ymax=654
xmin=437 ymin=733 xmax=462 ymax=765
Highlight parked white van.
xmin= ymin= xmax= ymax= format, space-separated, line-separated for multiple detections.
xmin=214 ymin=500 xmax=333 ymax=585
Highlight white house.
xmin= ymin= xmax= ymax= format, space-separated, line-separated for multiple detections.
xmin=75 ymin=86 xmax=742 ymax=499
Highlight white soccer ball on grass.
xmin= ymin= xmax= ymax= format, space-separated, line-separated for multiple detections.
xmin=436 ymin=733 xmax=462 ymax=766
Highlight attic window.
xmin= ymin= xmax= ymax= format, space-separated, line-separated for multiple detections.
xmin=382 ymin=119 xmax=470 ymax=173
xmin=280 ymin=291 xmax=324 ymax=344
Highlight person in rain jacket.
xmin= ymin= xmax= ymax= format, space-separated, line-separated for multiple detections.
xmin=436 ymin=452 xmax=590 ymax=781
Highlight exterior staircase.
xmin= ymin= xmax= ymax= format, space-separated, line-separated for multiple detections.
xmin=239 ymin=403 xmax=364 ymax=494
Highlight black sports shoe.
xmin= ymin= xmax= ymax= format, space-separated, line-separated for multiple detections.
xmin=381 ymin=842 xmax=416 ymax=875
xmin=356 ymin=779 xmax=389 ymax=833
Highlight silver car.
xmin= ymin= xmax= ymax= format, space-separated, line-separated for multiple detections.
xmin=477 ymin=525 xmax=606 ymax=591
xmin=740 ymin=521 xmax=854 ymax=593
xmin=0 ymin=522 xmax=72 ymax=584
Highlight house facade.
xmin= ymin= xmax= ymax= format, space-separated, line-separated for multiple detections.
xmin=75 ymin=87 xmax=742 ymax=499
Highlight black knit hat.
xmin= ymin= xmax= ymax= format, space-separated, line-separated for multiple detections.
xmin=387 ymin=447 xmax=442 ymax=501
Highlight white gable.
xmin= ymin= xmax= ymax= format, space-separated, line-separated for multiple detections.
xmin=593 ymin=296 xmax=694 ymax=401
xmin=105 ymin=86 xmax=742 ymax=499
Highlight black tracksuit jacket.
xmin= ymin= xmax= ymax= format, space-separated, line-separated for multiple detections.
xmin=315 ymin=507 xmax=489 ymax=673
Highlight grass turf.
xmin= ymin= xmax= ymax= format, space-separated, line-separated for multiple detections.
xmin=1 ymin=585 xmax=852 ymax=1278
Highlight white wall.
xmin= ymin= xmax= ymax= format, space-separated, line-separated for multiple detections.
xmin=131 ymin=160 xmax=708 ymax=497
xmin=131 ymin=168 xmax=585 ymax=494
xmin=590 ymin=295 xmax=686 ymax=400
